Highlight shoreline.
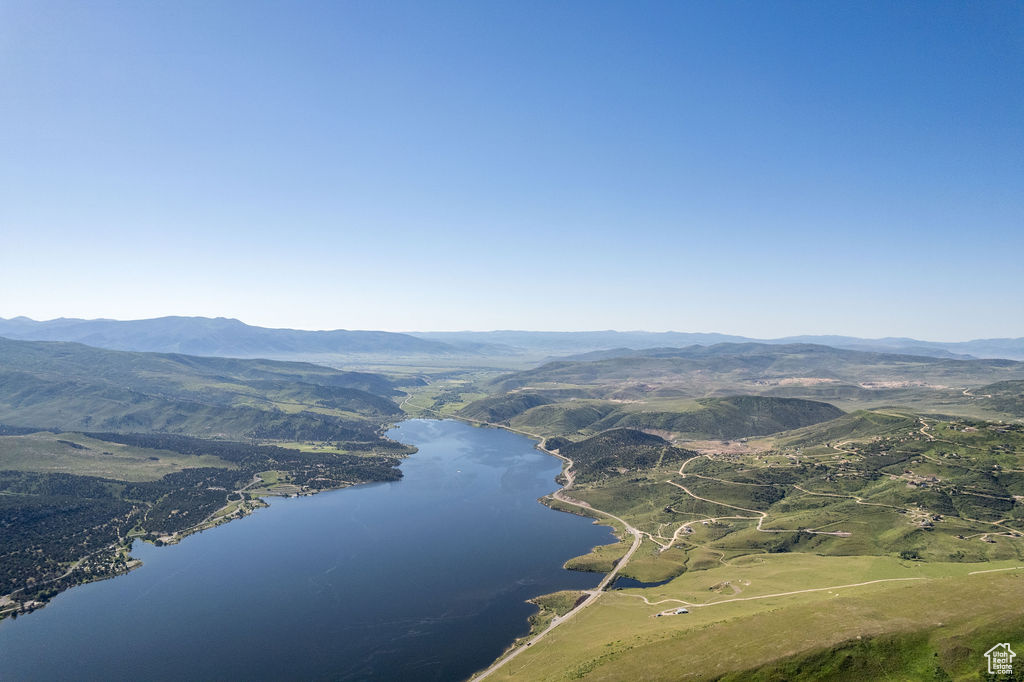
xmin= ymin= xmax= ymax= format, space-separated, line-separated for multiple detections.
xmin=0 ymin=466 xmax=401 ymax=622
xmin=3 ymin=410 xmax=633 ymax=678
xmin=395 ymin=405 xmax=644 ymax=682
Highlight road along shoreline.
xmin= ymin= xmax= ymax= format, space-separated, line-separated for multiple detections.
xmin=399 ymin=401 xmax=645 ymax=682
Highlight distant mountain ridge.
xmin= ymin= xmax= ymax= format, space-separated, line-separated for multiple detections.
xmin=411 ymin=331 xmax=1024 ymax=361
xmin=773 ymin=335 xmax=1024 ymax=360
xmin=0 ymin=316 xmax=464 ymax=358
xmin=3 ymin=317 xmax=1023 ymax=361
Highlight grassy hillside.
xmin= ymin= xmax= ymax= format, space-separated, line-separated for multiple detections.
xmin=978 ymin=380 xmax=1024 ymax=416
xmin=719 ymin=616 xmax=1024 ymax=681
xmin=584 ymin=396 xmax=844 ymax=440
xmin=512 ymin=401 xmax=619 ymax=434
xmin=0 ymin=337 xmax=409 ymax=440
xmin=0 ymin=335 xmax=406 ymax=394
xmin=0 ymin=430 xmax=236 ymax=481
xmin=460 ymin=392 xmax=844 ymax=441
xmin=458 ymin=392 xmax=555 ymax=423
xmin=488 ymin=343 xmax=1024 ymax=403
xmin=769 ymin=410 xmax=919 ymax=449
xmin=486 ymin=558 xmax=1024 ymax=681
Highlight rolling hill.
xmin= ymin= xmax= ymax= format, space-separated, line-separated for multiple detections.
xmin=459 ymin=392 xmax=844 ymax=440
xmin=766 ymin=410 xmax=920 ymax=449
xmin=0 ymin=337 xmax=412 ymax=440
xmin=487 ymin=343 xmax=1024 ymax=400
xmin=456 ymin=391 xmax=555 ymax=424
xmin=976 ymin=379 xmax=1024 ymax=417
xmin=545 ymin=429 xmax=695 ymax=483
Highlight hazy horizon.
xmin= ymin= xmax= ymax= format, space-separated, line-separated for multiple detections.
xmin=1 ymin=312 xmax=1019 ymax=344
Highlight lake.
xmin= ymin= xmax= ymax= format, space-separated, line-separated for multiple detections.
xmin=0 ymin=419 xmax=615 ymax=680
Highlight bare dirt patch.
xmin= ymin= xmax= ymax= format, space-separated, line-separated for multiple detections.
xmin=859 ymin=380 xmax=948 ymax=389
xmin=682 ymin=439 xmax=768 ymax=455
xmin=775 ymin=377 xmax=840 ymax=386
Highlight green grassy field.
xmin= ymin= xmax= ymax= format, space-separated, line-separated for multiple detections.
xmin=398 ymin=376 xmax=493 ymax=418
xmin=0 ymin=431 xmax=235 ymax=481
xmin=488 ymin=564 xmax=1024 ymax=680
xmin=519 ymin=591 xmax=589 ymax=644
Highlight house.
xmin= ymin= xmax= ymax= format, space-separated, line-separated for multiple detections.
xmin=984 ymin=643 xmax=1015 ymax=675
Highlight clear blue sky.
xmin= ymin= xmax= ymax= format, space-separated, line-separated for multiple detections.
xmin=1 ymin=1 xmax=1021 ymax=340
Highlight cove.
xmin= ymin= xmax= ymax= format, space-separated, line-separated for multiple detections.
xmin=0 ymin=419 xmax=614 ymax=681
xmin=612 ymin=575 xmax=674 ymax=590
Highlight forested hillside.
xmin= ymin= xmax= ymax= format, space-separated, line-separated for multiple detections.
xmin=546 ymin=429 xmax=694 ymax=483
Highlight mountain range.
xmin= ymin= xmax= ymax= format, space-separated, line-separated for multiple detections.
xmin=2 ymin=317 xmax=1023 ymax=361
xmin=0 ymin=316 xmax=462 ymax=357
xmin=411 ymin=331 xmax=1024 ymax=360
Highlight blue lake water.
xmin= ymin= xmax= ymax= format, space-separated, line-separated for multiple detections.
xmin=0 ymin=419 xmax=614 ymax=680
